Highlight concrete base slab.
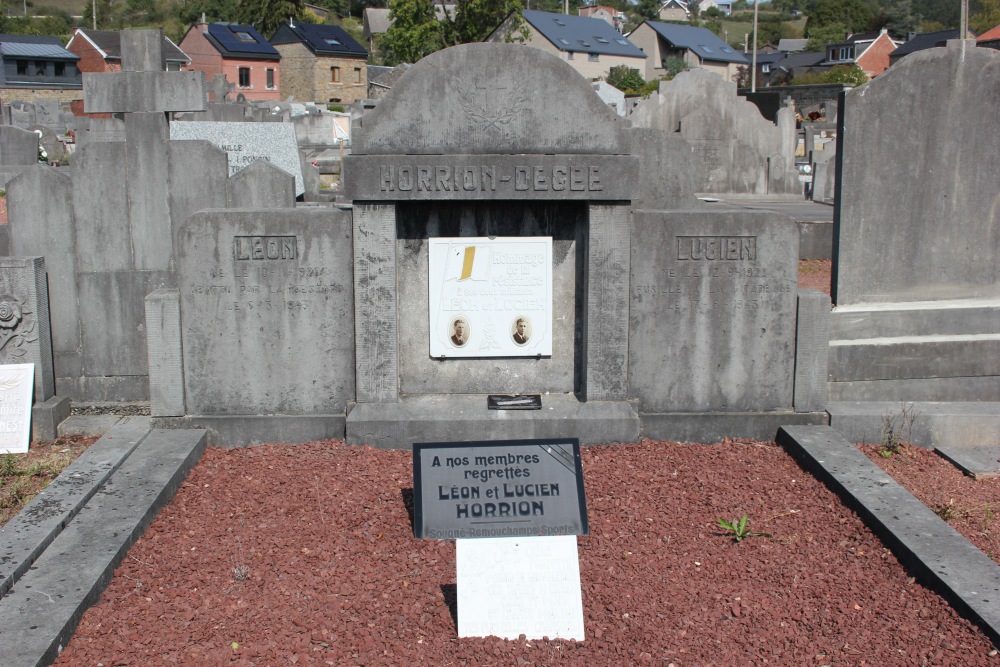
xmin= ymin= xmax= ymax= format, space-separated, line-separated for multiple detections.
xmin=152 ymin=414 xmax=347 ymax=447
xmin=829 ymin=376 xmax=1000 ymax=402
xmin=778 ymin=425 xmax=1000 ymax=647
xmin=0 ymin=417 xmax=151 ymax=599
xmin=31 ymin=395 xmax=71 ymax=441
xmin=640 ymin=410 xmax=828 ymax=443
xmin=346 ymin=394 xmax=640 ymax=449
xmin=936 ymin=445 xmax=1000 ymax=480
xmin=826 ymin=401 xmax=1000 ymax=448
xmin=58 ymin=414 xmax=124 ymax=438
xmin=0 ymin=427 xmax=206 ymax=666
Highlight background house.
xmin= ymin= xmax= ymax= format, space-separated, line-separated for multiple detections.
xmin=487 ymin=9 xmax=646 ymax=80
xmin=628 ymin=21 xmax=748 ymax=81
xmin=270 ymin=21 xmax=368 ymax=104
xmin=823 ymin=28 xmax=899 ymax=77
xmin=179 ymin=22 xmax=281 ymax=102
xmin=67 ymin=29 xmax=189 ymax=73
xmin=658 ymin=0 xmax=690 ymax=22
xmin=578 ymin=5 xmax=626 ymax=32
xmin=978 ymin=25 xmax=1000 ymax=50
xmin=0 ymin=34 xmax=81 ymax=101
xmin=362 ymin=8 xmax=392 ymax=54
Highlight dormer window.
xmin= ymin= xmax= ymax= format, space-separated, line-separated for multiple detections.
xmin=325 ymin=38 xmax=342 ymax=46
xmin=235 ymin=31 xmax=255 ymax=42
xmin=553 ymin=18 xmax=566 ymax=26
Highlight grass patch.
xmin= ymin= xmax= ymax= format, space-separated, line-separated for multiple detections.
xmin=0 ymin=435 xmax=97 ymax=525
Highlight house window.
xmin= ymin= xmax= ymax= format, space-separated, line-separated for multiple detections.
xmin=54 ymin=62 xmax=65 ymax=77
xmin=266 ymin=68 xmax=275 ymax=89
xmin=331 ymin=66 xmax=341 ymax=83
xmin=34 ymin=62 xmax=46 ymax=76
xmin=567 ymin=51 xmax=574 ymax=60
xmin=354 ymin=67 xmax=361 ymax=83
xmin=16 ymin=61 xmax=27 ymax=76
xmin=588 ymin=53 xmax=599 ymax=62
xmin=238 ymin=67 xmax=251 ymax=88
xmin=235 ymin=31 xmax=255 ymax=43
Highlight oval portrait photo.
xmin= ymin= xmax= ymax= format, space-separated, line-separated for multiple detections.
xmin=511 ymin=315 xmax=531 ymax=346
xmin=450 ymin=316 xmax=470 ymax=348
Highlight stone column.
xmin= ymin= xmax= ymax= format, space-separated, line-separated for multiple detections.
xmin=584 ymin=204 xmax=630 ymax=401
xmin=354 ymin=203 xmax=398 ymax=403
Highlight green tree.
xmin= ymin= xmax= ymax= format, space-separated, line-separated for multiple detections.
xmin=805 ymin=0 xmax=873 ymax=37
xmin=789 ymin=63 xmax=867 ymax=85
xmin=175 ymin=0 xmax=240 ymax=24
xmin=636 ymin=0 xmax=660 ymax=20
xmin=605 ymin=64 xmax=645 ymax=92
xmin=379 ymin=0 xmax=444 ymax=64
xmin=805 ymin=21 xmax=846 ymax=50
xmin=882 ymin=0 xmax=920 ymax=37
xmin=972 ymin=0 xmax=1000 ymax=34
xmin=452 ymin=0 xmax=525 ymax=44
xmin=236 ymin=0 xmax=305 ymax=36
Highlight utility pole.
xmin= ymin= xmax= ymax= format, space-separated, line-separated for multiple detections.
xmin=751 ymin=0 xmax=759 ymax=92
xmin=93 ymin=0 xmax=97 ymax=29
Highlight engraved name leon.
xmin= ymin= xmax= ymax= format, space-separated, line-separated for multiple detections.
xmin=676 ymin=236 xmax=756 ymax=261
xmin=233 ymin=236 xmax=297 ymax=261
xmin=379 ymin=165 xmax=602 ymax=193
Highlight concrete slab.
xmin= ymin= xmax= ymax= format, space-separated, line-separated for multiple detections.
xmin=826 ymin=401 xmax=1000 ymax=448
xmin=778 ymin=425 xmax=1000 ymax=647
xmin=153 ymin=414 xmax=346 ymax=448
xmin=641 ymin=410 xmax=828 ymax=443
xmin=57 ymin=415 xmax=124 ymax=438
xmin=346 ymin=394 xmax=639 ymax=449
xmin=936 ymin=445 xmax=1000 ymax=480
xmin=0 ymin=417 xmax=151 ymax=599
xmin=0 ymin=427 xmax=205 ymax=666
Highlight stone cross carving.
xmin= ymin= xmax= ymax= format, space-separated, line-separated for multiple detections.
xmin=83 ymin=30 xmax=206 ymax=115
xmin=208 ymin=74 xmax=235 ymax=103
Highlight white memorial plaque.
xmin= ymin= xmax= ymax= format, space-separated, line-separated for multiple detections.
xmin=0 ymin=363 xmax=34 ymax=453
xmin=428 ymin=237 xmax=552 ymax=358
xmin=456 ymin=535 xmax=585 ymax=640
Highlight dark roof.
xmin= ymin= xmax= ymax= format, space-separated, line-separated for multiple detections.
xmin=204 ymin=23 xmax=279 ymax=60
xmin=771 ymin=50 xmax=826 ymax=69
xmin=69 ymin=29 xmax=189 ymax=63
xmin=0 ymin=34 xmax=78 ymax=60
xmin=521 ymin=9 xmax=645 ymax=58
xmin=753 ymin=51 xmax=784 ymax=65
xmin=891 ymin=29 xmax=963 ymax=57
xmin=641 ymin=20 xmax=748 ymax=64
xmin=270 ymin=22 xmax=367 ymax=57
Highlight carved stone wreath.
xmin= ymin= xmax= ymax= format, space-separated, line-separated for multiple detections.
xmin=456 ymin=82 xmax=530 ymax=135
xmin=0 ymin=294 xmax=37 ymax=364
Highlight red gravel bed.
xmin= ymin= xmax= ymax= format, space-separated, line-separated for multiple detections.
xmin=799 ymin=259 xmax=832 ymax=296
xmin=56 ymin=439 xmax=995 ymax=666
xmin=861 ymin=443 xmax=1000 ymax=566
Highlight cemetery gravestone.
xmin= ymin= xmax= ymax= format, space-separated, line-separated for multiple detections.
xmin=0 ymin=126 xmax=40 ymax=187
xmin=829 ymin=40 xmax=1000 ymax=402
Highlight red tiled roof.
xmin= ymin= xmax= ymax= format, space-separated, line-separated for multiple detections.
xmin=977 ymin=24 xmax=1000 ymax=41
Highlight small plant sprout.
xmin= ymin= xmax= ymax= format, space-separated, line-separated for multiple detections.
xmin=716 ymin=514 xmax=771 ymax=543
xmin=879 ymin=402 xmax=920 ymax=457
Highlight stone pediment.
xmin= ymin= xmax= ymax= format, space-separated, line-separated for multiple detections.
xmin=351 ymin=43 xmax=628 ymax=156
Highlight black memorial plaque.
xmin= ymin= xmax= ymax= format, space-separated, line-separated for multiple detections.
xmin=413 ymin=438 xmax=588 ymax=540
xmin=487 ymin=394 xmax=542 ymax=410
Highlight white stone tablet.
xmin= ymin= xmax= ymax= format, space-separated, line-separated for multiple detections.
xmin=0 ymin=363 xmax=34 ymax=453
xmin=456 ymin=535 xmax=585 ymax=640
xmin=428 ymin=237 xmax=552 ymax=358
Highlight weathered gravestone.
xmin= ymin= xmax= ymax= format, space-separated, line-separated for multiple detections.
xmin=829 ymin=40 xmax=1000 ymax=403
xmin=0 ymin=126 xmax=39 ymax=188
xmin=170 ymin=121 xmax=305 ymax=196
xmin=6 ymin=30 xmax=295 ymax=402
xmin=340 ymin=43 xmax=827 ymax=447
xmin=631 ymin=69 xmax=800 ymax=196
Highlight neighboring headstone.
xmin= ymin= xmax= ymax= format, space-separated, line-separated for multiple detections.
xmin=170 ymin=121 xmax=305 ymax=196
xmin=631 ymin=69 xmax=800 ymax=195
xmin=0 ymin=126 xmax=40 ymax=188
xmin=592 ymin=81 xmax=625 ymax=117
xmin=829 ymin=41 xmax=1000 ymax=402
xmin=148 ymin=208 xmax=355 ymax=444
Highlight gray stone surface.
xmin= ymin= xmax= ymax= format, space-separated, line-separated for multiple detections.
xmin=350 ymin=43 xmax=628 ymax=156
xmin=829 ymin=336 xmax=1000 ymax=381
xmin=641 ymin=410 xmax=827 ymax=442
xmin=170 ymin=120 xmax=305 ymax=196
xmin=592 ymin=81 xmax=626 ymax=117
xmin=797 ymin=221 xmax=833 ymax=260
xmin=835 ymin=42 xmax=1000 ymax=305
xmin=226 ymin=159 xmax=296 ymax=208
xmin=353 ymin=204 xmax=398 ymax=403
xmin=0 ymin=126 xmax=38 ymax=165
xmin=31 ymin=396 xmax=71 ymax=441
xmin=778 ymin=425 xmax=1000 ymax=646
xmin=626 ymin=127 xmax=702 ymax=211
xmin=936 ymin=445 xmax=1000 ymax=480
xmin=0 ymin=257 xmax=55 ymax=402
xmin=346 ymin=394 xmax=639 ymax=449
xmin=58 ymin=415 xmax=125 ymax=437
xmin=793 ymin=289 xmax=830 ymax=412
xmin=0 ymin=427 xmax=205 ymax=666
xmin=586 ymin=204 xmax=630 ymax=401
xmin=0 ymin=417 xmax=151 ymax=599
xmin=175 ymin=209 xmax=355 ymax=417
xmin=831 ymin=298 xmax=1000 ymax=339
xmin=145 ymin=289 xmax=184 ymax=417
xmin=631 ymin=69 xmax=800 ymax=195
xmin=153 ymin=414 xmax=346 ymax=447
xmin=826 ymin=401 xmax=1000 ymax=448
xmin=829 ymin=376 xmax=1000 ymax=403
xmin=124 ymin=112 xmax=172 ymax=271
xmin=629 ymin=209 xmax=799 ymax=412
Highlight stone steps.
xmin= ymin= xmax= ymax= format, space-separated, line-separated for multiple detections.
xmin=826 ymin=401 xmax=1000 ymax=449
xmin=0 ymin=424 xmax=205 ymax=666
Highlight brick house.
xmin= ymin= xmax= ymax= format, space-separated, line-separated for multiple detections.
xmin=824 ymin=28 xmax=900 ymax=78
xmin=628 ymin=21 xmax=748 ymax=81
xmin=66 ymin=29 xmax=190 ymax=73
xmin=487 ymin=9 xmax=646 ymax=81
xmin=179 ymin=22 xmax=280 ymax=102
xmin=269 ymin=21 xmax=368 ymax=104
